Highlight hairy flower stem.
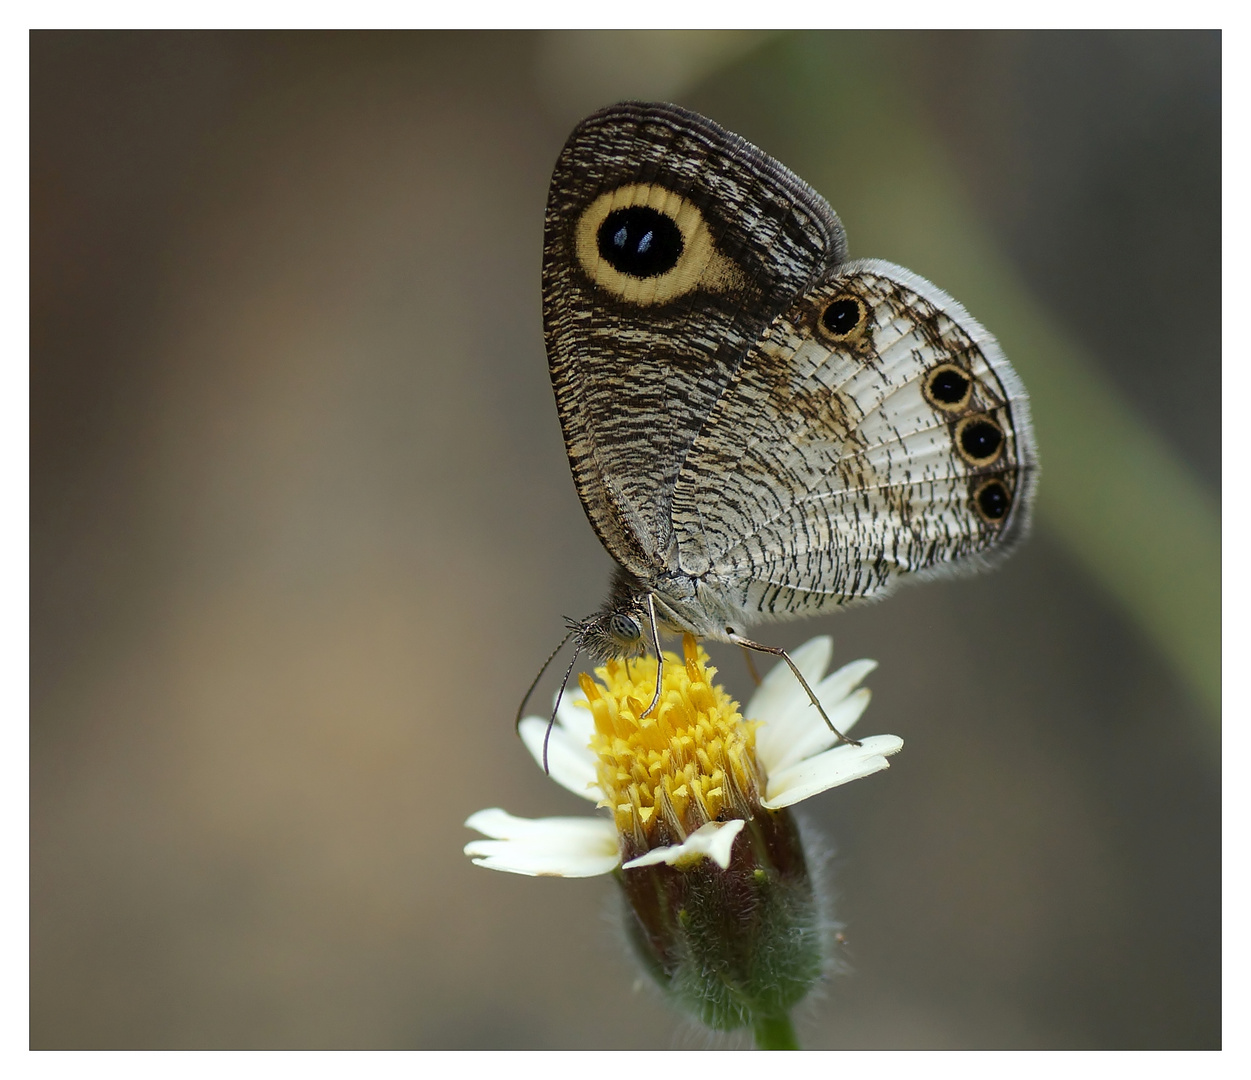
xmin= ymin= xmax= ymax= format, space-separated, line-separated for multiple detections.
xmin=753 ymin=1011 xmax=799 ymax=1050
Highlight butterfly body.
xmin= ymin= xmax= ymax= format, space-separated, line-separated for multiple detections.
xmin=542 ymin=103 xmax=1036 ymax=667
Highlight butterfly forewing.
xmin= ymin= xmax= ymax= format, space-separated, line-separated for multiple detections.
xmin=543 ymin=103 xmax=847 ymax=575
xmin=669 ymin=259 xmax=1036 ymax=618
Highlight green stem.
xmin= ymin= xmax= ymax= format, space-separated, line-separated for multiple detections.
xmin=753 ymin=1011 xmax=799 ymax=1050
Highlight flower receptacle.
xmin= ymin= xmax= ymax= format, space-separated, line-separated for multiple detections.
xmin=616 ymin=805 xmax=823 ymax=1034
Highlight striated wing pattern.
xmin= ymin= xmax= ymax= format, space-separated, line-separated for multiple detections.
xmin=543 ymin=103 xmax=845 ymax=573
xmin=670 ymin=259 xmax=1037 ymax=617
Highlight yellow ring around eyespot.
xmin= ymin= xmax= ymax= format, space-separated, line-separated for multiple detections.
xmin=574 ymin=183 xmax=746 ymax=306
xmin=922 ymin=362 xmax=974 ymax=413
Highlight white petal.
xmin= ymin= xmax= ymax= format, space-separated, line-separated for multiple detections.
xmin=465 ymin=807 xmax=604 ymax=840
xmin=764 ymin=688 xmax=873 ymax=775
xmin=621 ymin=818 xmax=747 ymax=871
xmin=762 ymin=734 xmax=904 ymax=809
xmin=754 ymin=657 xmax=877 ymax=774
xmin=746 ymin=636 xmax=832 ymax=732
xmin=749 ymin=638 xmax=831 ymax=774
xmin=465 ymin=842 xmax=620 ymax=878
xmin=818 ymin=658 xmax=879 ymax=714
xmin=518 ymin=716 xmax=601 ymax=801
xmin=464 ymin=808 xmax=619 ymax=877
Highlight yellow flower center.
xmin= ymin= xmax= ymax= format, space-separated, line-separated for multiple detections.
xmin=578 ymin=635 xmax=762 ymax=849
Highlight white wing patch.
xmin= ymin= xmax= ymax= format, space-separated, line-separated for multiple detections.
xmin=670 ymin=259 xmax=1036 ymax=613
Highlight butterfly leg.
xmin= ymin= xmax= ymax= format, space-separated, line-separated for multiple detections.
xmin=729 ymin=634 xmax=861 ymax=746
xmin=740 ymin=646 xmax=763 ymax=687
xmin=640 ymin=593 xmax=665 ymax=718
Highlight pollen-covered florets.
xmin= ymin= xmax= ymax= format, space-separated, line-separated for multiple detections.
xmin=580 ymin=638 xmax=761 ymax=861
xmin=579 ymin=638 xmax=821 ymax=1032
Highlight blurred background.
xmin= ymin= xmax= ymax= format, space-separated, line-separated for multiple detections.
xmin=31 ymin=31 xmax=1220 ymax=1049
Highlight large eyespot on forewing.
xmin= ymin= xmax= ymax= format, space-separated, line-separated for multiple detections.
xmin=597 ymin=206 xmax=684 ymax=278
xmin=574 ymin=183 xmax=747 ymax=306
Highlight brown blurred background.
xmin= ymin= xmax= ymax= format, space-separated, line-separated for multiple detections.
xmin=31 ymin=31 xmax=1219 ymax=1048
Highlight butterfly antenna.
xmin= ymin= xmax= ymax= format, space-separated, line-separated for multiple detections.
xmin=543 ymin=637 xmax=586 ymax=774
xmin=515 ymin=628 xmax=576 ymax=735
xmin=640 ymin=593 xmax=665 ymax=718
xmin=729 ymin=633 xmax=861 ymax=747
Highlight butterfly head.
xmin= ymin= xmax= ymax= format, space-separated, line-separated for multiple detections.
xmin=568 ymin=606 xmax=647 ymax=663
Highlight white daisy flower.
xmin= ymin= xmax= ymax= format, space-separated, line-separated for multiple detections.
xmin=465 ymin=634 xmax=903 ymax=1043
xmin=464 ymin=635 xmax=902 ymax=877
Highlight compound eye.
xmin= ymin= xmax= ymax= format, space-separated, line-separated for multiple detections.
xmin=609 ymin=613 xmax=642 ymax=644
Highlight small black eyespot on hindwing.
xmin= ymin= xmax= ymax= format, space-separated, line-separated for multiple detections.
xmin=955 ymin=415 xmax=1005 ymax=465
xmin=973 ymin=478 xmax=1011 ymax=523
xmin=596 ymin=206 xmax=684 ymax=279
xmin=819 ymin=295 xmax=867 ymax=341
xmin=923 ymin=363 xmax=972 ymax=411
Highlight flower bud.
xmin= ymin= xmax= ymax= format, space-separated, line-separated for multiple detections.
xmin=616 ymin=804 xmax=824 ymax=1039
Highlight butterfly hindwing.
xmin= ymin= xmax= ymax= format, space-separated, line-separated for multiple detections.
xmin=669 ymin=259 xmax=1037 ymax=619
xmin=543 ymin=103 xmax=847 ymax=575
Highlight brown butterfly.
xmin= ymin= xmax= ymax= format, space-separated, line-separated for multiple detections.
xmin=529 ymin=102 xmax=1036 ymax=742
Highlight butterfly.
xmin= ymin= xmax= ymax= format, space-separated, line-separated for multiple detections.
xmin=534 ymin=102 xmax=1037 ymax=740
